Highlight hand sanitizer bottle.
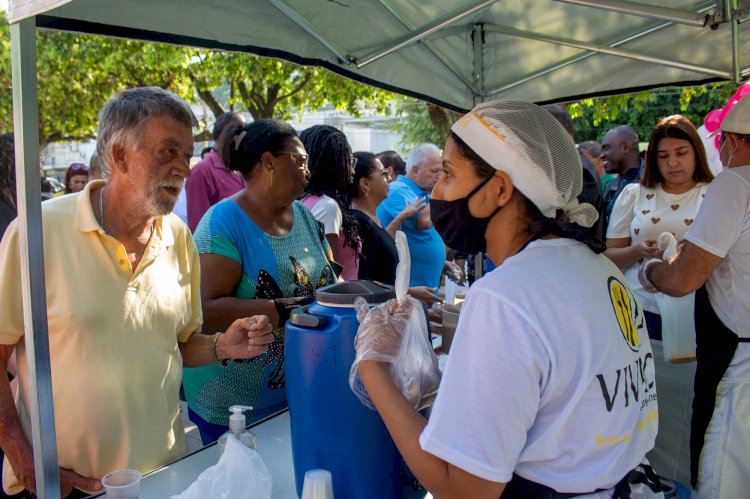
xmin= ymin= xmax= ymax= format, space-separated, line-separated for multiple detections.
xmin=217 ymin=405 xmax=257 ymax=456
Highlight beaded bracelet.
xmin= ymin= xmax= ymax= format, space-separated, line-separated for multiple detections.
xmin=211 ymin=332 xmax=231 ymax=366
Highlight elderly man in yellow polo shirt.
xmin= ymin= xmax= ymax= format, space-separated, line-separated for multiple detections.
xmin=0 ymin=87 xmax=274 ymax=498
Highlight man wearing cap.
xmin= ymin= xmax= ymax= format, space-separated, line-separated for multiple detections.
xmin=640 ymin=95 xmax=750 ymax=498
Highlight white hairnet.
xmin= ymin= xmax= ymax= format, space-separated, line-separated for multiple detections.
xmin=451 ymin=101 xmax=599 ymax=228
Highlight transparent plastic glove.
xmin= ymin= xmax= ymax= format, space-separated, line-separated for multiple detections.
xmin=350 ymin=296 xmax=441 ymax=410
xmin=352 ymin=296 xmax=415 ymax=362
xmin=638 ymin=258 xmax=662 ymax=293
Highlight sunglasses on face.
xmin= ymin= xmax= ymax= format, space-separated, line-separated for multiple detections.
xmin=275 ymin=151 xmax=309 ymax=168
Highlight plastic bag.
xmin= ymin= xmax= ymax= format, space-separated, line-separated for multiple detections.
xmin=170 ymin=434 xmax=272 ymax=499
xmin=653 ymin=231 xmax=696 ymax=363
xmin=348 ymin=231 xmax=441 ymax=410
xmin=654 ymin=292 xmax=696 ymax=364
xmin=657 ymin=231 xmax=678 ymax=261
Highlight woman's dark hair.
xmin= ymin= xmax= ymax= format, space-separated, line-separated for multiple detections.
xmin=375 ymin=150 xmax=405 ymax=177
xmin=642 ymin=115 xmax=714 ymax=188
xmin=63 ymin=162 xmax=89 ymax=193
xmin=0 ymin=133 xmax=16 ymax=210
xmin=300 ymin=125 xmax=359 ymax=254
xmin=349 ymin=151 xmax=379 ymax=199
xmin=219 ymin=119 xmax=298 ymax=179
xmin=449 ymin=132 xmax=495 ymax=179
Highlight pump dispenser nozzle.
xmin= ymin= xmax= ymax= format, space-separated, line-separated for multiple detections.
xmin=228 ymin=405 xmax=253 ymax=434
xmin=218 ymin=405 xmax=257 ymax=455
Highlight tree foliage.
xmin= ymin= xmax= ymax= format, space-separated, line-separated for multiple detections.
xmin=387 ymin=83 xmax=741 ymax=149
xmin=385 ymin=98 xmax=460 ymax=151
xmin=0 ymin=11 xmax=195 ymax=145
xmin=0 ymin=11 xmax=394 ymax=146
xmin=187 ymin=50 xmax=394 ymax=122
xmin=568 ymin=83 xmax=739 ymax=142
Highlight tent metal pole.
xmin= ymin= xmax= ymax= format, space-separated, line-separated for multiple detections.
xmin=483 ymin=24 xmax=731 ymax=79
xmin=10 ymin=17 xmax=61 ymax=499
xmin=376 ymin=0 xmax=479 ymax=95
xmin=729 ymin=0 xmax=741 ymax=82
xmin=472 ymin=24 xmax=485 ymax=105
xmin=488 ymin=3 xmax=717 ymax=95
xmin=553 ymin=0 xmax=709 ymax=27
xmin=355 ymin=0 xmax=499 ymax=68
xmin=265 ymin=0 xmax=350 ymax=63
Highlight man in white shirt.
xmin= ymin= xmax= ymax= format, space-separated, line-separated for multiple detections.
xmin=641 ymin=95 xmax=750 ymax=498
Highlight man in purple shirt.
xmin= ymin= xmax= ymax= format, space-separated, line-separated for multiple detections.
xmin=186 ymin=112 xmax=246 ymax=231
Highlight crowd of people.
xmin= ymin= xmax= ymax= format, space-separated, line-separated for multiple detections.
xmin=0 ymin=84 xmax=748 ymax=498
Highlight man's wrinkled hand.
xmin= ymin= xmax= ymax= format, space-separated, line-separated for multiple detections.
xmin=9 ymin=454 xmax=102 ymax=498
xmin=60 ymin=467 xmax=102 ymax=497
xmin=224 ymin=315 xmax=275 ymax=359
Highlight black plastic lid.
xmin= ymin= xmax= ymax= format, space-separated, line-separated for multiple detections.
xmin=315 ymin=280 xmax=395 ymax=306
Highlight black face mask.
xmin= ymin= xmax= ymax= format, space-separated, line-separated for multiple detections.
xmin=429 ymin=175 xmax=500 ymax=254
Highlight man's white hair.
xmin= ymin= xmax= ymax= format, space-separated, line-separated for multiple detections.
xmin=406 ymin=143 xmax=441 ymax=174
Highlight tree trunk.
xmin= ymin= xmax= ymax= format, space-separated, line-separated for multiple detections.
xmin=196 ymin=89 xmax=224 ymax=118
xmin=427 ymin=103 xmax=460 ymax=144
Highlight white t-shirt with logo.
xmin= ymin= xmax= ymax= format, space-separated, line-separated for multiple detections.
xmin=420 ymin=238 xmax=658 ymax=493
xmin=684 ymin=165 xmax=750 ymax=337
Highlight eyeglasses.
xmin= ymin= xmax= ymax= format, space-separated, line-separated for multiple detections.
xmin=349 ymin=155 xmax=358 ymax=169
xmin=69 ymin=163 xmax=89 ymax=173
xmin=275 ymin=151 xmax=309 ymax=168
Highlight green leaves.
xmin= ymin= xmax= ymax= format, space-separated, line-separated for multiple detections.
xmin=0 ymin=12 xmax=394 ymax=145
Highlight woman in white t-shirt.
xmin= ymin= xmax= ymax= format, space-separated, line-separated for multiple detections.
xmin=604 ymin=116 xmax=713 ymax=485
xmin=605 ymin=115 xmax=714 ymax=340
xmin=356 ymin=101 xmax=663 ymax=498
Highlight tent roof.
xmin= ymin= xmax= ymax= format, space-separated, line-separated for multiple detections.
xmin=10 ymin=0 xmax=750 ymax=112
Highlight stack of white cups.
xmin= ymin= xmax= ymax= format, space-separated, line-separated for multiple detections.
xmin=301 ymin=469 xmax=334 ymax=499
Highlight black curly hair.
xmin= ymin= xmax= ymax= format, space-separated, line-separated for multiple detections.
xmin=0 ymin=134 xmax=16 ymax=210
xmin=299 ymin=125 xmax=360 ymax=255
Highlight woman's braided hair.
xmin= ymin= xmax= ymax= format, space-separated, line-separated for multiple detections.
xmin=300 ymin=125 xmax=360 ymax=255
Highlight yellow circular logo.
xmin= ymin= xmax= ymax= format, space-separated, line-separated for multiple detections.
xmin=608 ymin=276 xmax=640 ymax=351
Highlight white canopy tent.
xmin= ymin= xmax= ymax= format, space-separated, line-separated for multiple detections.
xmin=6 ymin=0 xmax=749 ymax=497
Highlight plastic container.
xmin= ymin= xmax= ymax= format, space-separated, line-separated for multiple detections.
xmin=441 ymin=303 xmax=462 ymax=354
xmin=285 ymin=280 xmax=403 ymax=499
xmin=217 ymin=405 xmax=257 ymax=456
xmin=301 ymin=469 xmax=335 ymax=499
xmin=101 ymin=469 xmax=141 ymax=499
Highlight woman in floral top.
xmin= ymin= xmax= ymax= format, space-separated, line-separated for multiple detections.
xmin=184 ymin=119 xmax=335 ymax=444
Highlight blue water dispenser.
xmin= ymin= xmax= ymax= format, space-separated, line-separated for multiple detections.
xmin=284 ymin=280 xmax=404 ymax=499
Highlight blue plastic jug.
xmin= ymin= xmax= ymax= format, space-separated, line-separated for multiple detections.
xmin=285 ymin=280 xmax=403 ymax=499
